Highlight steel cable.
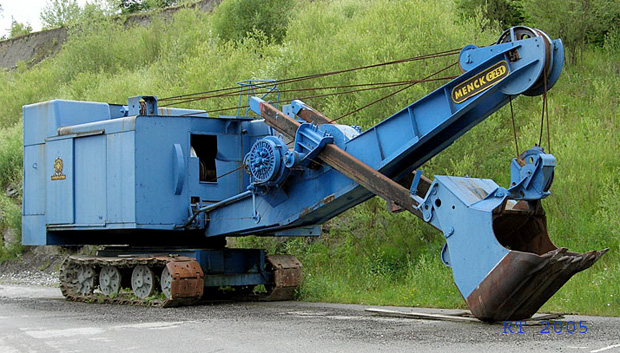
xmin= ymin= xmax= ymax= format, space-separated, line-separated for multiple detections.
xmin=158 ymin=48 xmax=461 ymax=106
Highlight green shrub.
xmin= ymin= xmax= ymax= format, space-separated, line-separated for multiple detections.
xmin=0 ymin=124 xmax=23 ymax=190
xmin=212 ymin=0 xmax=296 ymax=44
xmin=455 ymin=0 xmax=524 ymax=29
xmin=521 ymin=0 xmax=620 ymax=62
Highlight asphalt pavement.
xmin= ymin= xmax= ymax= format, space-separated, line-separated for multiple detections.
xmin=0 ymin=284 xmax=619 ymax=353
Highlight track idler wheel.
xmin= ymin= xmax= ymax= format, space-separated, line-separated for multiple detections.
xmin=262 ymin=255 xmax=302 ymax=301
xmin=160 ymin=258 xmax=204 ymax=307
xmin=60 ymin=258 xmax=97 ymax=296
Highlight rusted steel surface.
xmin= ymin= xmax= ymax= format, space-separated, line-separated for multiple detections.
xmin=466 ymin=202 xmax=608 ymax=321
xmin=59 ymin=255 xmax=204 ymax=307
xmin=466 ymin=247 xmax=607 ymax=322
xmin=263 ymin=255 xmax=303 ymax=301
xmin=319 ymin=145 xmax=424 ymax=219
xmin=257 ymin=101 xmax=607 ymax=322
xmin=258 ymin=101 xmax=424 ymax=219
xmin=296 ymin=106 xmax=334 ymax=125
xmin=166 ymin=258 xmax=204 ymax=300
xmin=492 ymin=200 xmax=556 ymax=255
xmin=258 ymin=102 xmax=299 ymax=140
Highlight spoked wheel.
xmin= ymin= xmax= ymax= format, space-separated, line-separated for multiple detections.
xmin=160 ymin=267 xmax=172 ymax=300
xmin=99 ymin=266 xmax=122 ymax=296
xmin=74 ymin=265 xmax=97 ymax=295
xmin=131 ymin=265 xmax=156 ymax=299
xmin=60 ymin=261 xmax=97 ymax=296
xmin=64 ymin=264 xmax=97 ymax=296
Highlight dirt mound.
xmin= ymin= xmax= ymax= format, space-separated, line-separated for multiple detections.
xmin=0 ymin=28 xmax=67 ymax=69
xmin=0 ymin=248 xmax=63 ymax=287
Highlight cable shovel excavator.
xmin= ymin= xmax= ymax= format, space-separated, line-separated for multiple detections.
xmin=22 ymin=27 xmax=606 ymax=321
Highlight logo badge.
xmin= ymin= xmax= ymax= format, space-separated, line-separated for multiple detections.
xmin=51 ymin=157 xmax=66 ymax=181
xmin=451 ymin=60 xmax=509 ymax=104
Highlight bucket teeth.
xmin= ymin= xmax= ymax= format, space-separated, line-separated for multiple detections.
xmin=466 ymin=247 xmax=607 ymax=322
xmin=422 ymin=175 xmax=607 ymax=322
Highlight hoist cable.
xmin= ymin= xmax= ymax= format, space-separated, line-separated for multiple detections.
xmin=165 ymin=79 xmax=422 ymax=108
xmin=177 ymin=75 xmax=457 ymax=116
xmin=509 ymin=96 xmax=520 ymax=158
xmin=544 ymin=67 xmax=551 ymax=153
xmin=333 ymin=61 xmax=459 ymax=122
xmin=158 ymin=48 xmax=461 ymax=105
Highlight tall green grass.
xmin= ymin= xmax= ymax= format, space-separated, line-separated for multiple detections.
xmin=0 ymin=0 xmax=617 ymax=315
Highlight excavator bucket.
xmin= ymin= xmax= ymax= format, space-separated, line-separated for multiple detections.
xmin=473 ymin=199 xmax=607 ymax=321
xmin=418 ymin=175 xmax=607 ymax=322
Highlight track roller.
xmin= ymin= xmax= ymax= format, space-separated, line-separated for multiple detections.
xmin=59 ymin=256 xmax=204 ymax=306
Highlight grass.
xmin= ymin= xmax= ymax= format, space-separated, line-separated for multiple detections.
xmin=0 ymin=0 xmax=618 ymax=316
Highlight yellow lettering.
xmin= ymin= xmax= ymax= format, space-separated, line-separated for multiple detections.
xmin=452 ymin=61 xmax=508 ymax=104
xmin=454 ymin=89 xmax=463 ymax=100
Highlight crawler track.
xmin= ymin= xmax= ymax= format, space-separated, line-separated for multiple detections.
xmin=59 ymin=254 xmax=302 ymax=307
xmin=59 ymin=255 xmax=203 ymax=307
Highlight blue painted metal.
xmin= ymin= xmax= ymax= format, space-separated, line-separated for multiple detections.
xmin=23 ymin=36 xmax=552 ymax=239
xmin=127 ymin=96 xmax=158 ymax=116
xmin=97 ymin=248 xmax=271 ymax=288
xmin=409 ymin=170 xmax=423 ymax=197
xmin=411 ymin=152 xmax=558 ymax=298
xmin=237 ymin=79 xmax=279 ymax=116
xmin=23 ymin=28 xmax=597 ymax=314
xmin=21 ymin=98 xmax=269 ymax=245
xmin=200 ymin=31 xmax=565 ymax=237
xmin=416 ymin=175 xmax=510 ymax=298
xmin=246 ymin=136 xmax=288 ymax=187
xmin=508 ymin=147 xmax=556 ymax=200
xmin=412 ymin=144 xmax=556 ymax=298
xmin=290 ymin=123 xmax=334 ymax=167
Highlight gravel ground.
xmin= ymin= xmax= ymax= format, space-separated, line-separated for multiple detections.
xmin=0 ymin=250 xmax=61 ymax=287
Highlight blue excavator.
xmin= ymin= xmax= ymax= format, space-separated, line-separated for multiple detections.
xmin=21 ymin=27 xmax=606 ymax=321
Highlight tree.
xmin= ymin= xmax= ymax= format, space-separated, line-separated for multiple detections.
xmin=455 ymin=0 xmax=524 ymax=30
xmin=9 ymin=17 xmax=32 ymax=38
xmin=115 ymin=0 xmax=177 ymax=14
xmin=522 ymin=0 xmax=620 ymax=63
xmin=40 ymin=0 xmax=82 ymax=29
